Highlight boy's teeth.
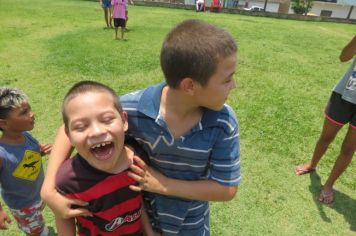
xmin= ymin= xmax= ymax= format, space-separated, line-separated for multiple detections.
xmin=92 ymin=142 xmax=111 ymax=149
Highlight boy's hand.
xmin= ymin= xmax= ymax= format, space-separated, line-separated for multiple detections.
xmin=128 ymin=155 xmax=167 ymax=195
xmin=40 ymin=144 xmax=52 ymax=156
xmin=0 ymin=210 xmax=11 ymax=230
xmin=43 ymin=190 xmax=92 ymax=219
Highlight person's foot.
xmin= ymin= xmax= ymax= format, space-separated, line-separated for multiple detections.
xmin=319 ymin=186 xmax=334 ymax=204
xmin=295 ymin=163 xmax=315 ymax=175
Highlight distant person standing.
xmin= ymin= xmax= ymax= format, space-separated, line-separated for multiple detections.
xmin=196 ymin=0 xmax=205 ymax=11
xmin=112 ymin=0 xmax=127 ymax=40
xmin=124 ymin=0 xmax=130 ymax=32
xmin=295 ymin=36 xmax=356 ymax=204
xmin=100 ymin=0 xmax=113 ymax=29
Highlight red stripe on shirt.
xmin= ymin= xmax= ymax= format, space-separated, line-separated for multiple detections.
xmin=66 ymin=171 xmax=136 ymax=202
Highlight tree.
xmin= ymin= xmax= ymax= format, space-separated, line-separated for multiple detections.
xmin=291 ymin=0 xmax=313 ymax=15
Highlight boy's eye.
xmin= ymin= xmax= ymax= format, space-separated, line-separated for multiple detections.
xmin=102 ymin=116 xmax=115 ymax=124
xmin=19 ymin=107 xmax=30 ymax=115
xmin=71 ymin=124 xmax=87 ymax=132
xmin=20 ymin=105 xmax=32 ymax=115
xmin=224 ymin=78 xmax=232 ymax=84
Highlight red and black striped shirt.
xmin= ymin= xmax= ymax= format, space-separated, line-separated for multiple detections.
xmin=56 ymin=136 xmax=148 ymax=236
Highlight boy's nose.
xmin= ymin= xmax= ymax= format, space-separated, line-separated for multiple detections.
xmin=89 ymin=123 xmax=105 ymax=137
xmin=29 ymin=111 xmax=35 ymax=118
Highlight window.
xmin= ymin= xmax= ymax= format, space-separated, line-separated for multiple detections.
xmin=320 ymin=10 xmax=332 ymax=17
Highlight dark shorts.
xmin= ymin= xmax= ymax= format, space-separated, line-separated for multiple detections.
xmin=114 ymin=18 xmax=126 ymax=28
xmin=325 ymin=91 xmax=356 ymax=129
xmin=102 ymin=0 xmax=111 ymax=8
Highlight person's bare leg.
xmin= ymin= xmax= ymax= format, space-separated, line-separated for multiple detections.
xmin=319 ymin=125 xmax=356 ymax=204
xmin=103 ymin=8 xmax=109 ymax=28
xmin=121 ymin=26 xmax=125 ymax=40
xmin=108 ymin=8 xmax=113 ymax=28
xmin=295 ymin=118 xmax=342 ymax=175
xmin=115 ymin=27 xmax=119 ymax=40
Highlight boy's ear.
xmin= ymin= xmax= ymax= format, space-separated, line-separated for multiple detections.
xmin=64 ymin=126 xmax=70 ymax=137
xmin=122 ymin=111 xmax=128 ymax=131
xmin=179 ymin=77 xmax=195 ymax=95
xmin=0 ymin=119 xmax=7 ymax=130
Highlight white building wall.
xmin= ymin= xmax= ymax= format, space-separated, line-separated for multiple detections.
xmin=288 ymin=1 xmax=356 ymax=19
xmin=238 ymin=0 xmax=280 ymax=11
xmin=312 ymin=2 xmax=355 ymax=18
xmin=185 ymin=0 xmax=355 ymax=19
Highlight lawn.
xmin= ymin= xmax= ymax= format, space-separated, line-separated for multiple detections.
xmin=0 ymin=0 xmax=355 ymax=235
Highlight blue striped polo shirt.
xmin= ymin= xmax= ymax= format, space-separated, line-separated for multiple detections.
xmin=121 ymin=83 xmax=241 ymax=236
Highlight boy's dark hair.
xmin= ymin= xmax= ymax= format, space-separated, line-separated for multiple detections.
xmin=62 ymin=80 xmax=122 ymax=128
xmin=160 ymin=19 xmax=237 ymax=89
xmin=0 ymin=87 xmax=28 ymax=119
xmin=0 ymin=87 xmax=28 ymax=131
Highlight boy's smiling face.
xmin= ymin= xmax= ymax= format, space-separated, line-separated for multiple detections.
xmin=65 ymin=91 xmax=128 ymax=173
xmin=193 ymin=53 xmax=237 ymax=111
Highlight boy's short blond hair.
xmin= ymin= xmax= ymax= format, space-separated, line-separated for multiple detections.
xmin=160 ymin=19 xmax=237 ymax=88
xmin=62 ymin=81 xmax=123 ymax=128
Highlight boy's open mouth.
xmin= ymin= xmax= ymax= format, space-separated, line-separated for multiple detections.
xmin=90 ymin=141 xmax=114 ymax=160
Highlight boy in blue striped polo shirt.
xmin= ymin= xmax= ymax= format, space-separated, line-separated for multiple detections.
xmin=41 ymin=19 xmax=241 ymax=236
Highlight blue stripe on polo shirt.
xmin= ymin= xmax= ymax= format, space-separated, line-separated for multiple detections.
xmin=120 ymin=83 xmax=241 ymax=235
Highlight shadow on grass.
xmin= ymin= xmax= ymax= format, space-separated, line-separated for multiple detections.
xmin=309 ymin=172 xmax=356 ymax=232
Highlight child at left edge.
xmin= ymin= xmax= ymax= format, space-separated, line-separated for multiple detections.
xmin=111 ymin=0 xmax=128 ymax=40
xmin=0 ymin=87 xmax=52 ymax=236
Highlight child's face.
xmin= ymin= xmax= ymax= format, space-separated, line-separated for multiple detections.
xmin=193 ymin=53 xmax=237 ymax=111
xmin=65 ymin=91 xmax=128 ymax=173
xmin=1 ymin=102 xmax=35 ymax=133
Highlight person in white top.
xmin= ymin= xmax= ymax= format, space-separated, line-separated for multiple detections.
xmin=196 ymin=0 xmax=205 ymax=11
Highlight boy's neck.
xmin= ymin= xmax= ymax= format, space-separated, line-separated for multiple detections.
xmin=109 ymin=146 xmax=134 ymax=174
xmin=159 ymin=86 xmax=202 ymax=138
xmin=160 ymin=86 xmax=201 ymax=118
xmin=0 ymin=131 xmax=25 ymax=145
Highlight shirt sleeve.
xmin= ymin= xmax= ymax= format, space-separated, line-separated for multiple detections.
xmin=209 ymin=108 xmax=241 ymax=186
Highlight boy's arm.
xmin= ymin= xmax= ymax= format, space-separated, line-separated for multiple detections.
xmin=0 ymin=161 xmax=12 ymax=229
xmin=55 ymin=216 xmax=76 ymax=236
xmin=0 ymin=204 xmax=11 ymax=230
xmin=129 ymin=156 xmax=238 ymax=201
xmin=141 ymin=205 xmax=155 ymax=236
xmin=340 ymin=36 xmax=356 ymax=62
xmin=41 ymin=125 xmax=91 ymax=219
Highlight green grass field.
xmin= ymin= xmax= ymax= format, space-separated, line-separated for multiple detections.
xmin=0 ymin=0 xmax=355 ymax=235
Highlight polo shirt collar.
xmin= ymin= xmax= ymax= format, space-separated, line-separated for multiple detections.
xmin=137 ymin=82 xmax=166 ymax=119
